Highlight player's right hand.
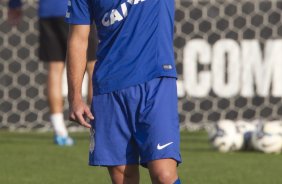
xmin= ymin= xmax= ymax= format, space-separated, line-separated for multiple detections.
xmin=69 ymin=100 xmax=94 ymax=129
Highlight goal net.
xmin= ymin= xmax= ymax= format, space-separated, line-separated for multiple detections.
xmin=1 ymin=0 xmax=282 ymax=131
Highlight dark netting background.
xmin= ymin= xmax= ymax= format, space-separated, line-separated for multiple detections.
xmin=1 ymin=0 xmax=282 ymax=131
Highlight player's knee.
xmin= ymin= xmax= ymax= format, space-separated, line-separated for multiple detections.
xmin=108 ymin=166 xmax=139 ymax=184
xmin=124 ymin=168 xmax=138 ymax=179
xmin=152 ymin=170 xmax=177 ymax=184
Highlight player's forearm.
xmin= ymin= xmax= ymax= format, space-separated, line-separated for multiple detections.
xmin=66 ymin=26 xmax=90 ymax=103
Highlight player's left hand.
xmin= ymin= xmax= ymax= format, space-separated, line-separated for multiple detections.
xmin=8 ymin=7 xmax=22 ymax=26
xmin=69 ymin=100 xmax=94 ymax=129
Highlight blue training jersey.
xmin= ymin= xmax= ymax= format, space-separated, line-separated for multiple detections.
xmin=38 ymin=0 xmax=68 ymax=18
xmin=66 ymin=0 xmax=177 ymax=95
xmin=9 ymin=0 xmax=67 ymax=18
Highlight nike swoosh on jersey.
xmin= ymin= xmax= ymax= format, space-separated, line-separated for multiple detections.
xmin=157 ymin=142 xmax=174 ymax=150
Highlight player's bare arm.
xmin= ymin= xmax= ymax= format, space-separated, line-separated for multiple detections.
xmin=66 ymin=25 xmax=94 ymax=128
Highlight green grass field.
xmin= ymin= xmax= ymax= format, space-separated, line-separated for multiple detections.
xmin=0 ymin=131 xmax=282 ymax=184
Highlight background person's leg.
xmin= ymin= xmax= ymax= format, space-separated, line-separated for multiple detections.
xmin=39 ymin=18 xmax=73 ymax=145
xmin=48 ymin=61 xmax=73 ymax=145
xmin=107 ymin=165 xmax=140 ymax=184
xmin=148 ymin=159 xmax=179 ymax=184
xmin=48 ymin=61 xmax=64 ymax=114
xmin=86 ymin=24 xmax=98 ymax=104
xmin=86 ymin=61 xmax=95 ymax=104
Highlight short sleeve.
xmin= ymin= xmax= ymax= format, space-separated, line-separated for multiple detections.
xmin=65 ymin=0 xmax=93 ymax=25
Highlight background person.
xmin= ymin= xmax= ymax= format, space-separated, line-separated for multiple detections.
xmin=8 ymin=0 xmax=98 ymax=146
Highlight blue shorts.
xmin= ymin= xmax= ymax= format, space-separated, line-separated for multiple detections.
xmin=89 ymin=77 xmax=181 ymax=167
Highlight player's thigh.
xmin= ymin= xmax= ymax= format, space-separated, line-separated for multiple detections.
xmin=89 ymin=92 xmax=139 ymax=166
xmin=48 ymin=62 xmax=65 ymax=76
xmin=86 ymin=61 xmax=95 ymax=76
xmin=136 ymin=77 xmax=181 ymax=166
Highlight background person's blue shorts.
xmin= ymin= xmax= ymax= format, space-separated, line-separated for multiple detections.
xmin=89 ymin=77 xmax=182 ymax=167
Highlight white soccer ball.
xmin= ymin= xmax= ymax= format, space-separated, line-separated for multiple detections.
xmin=251 ymin=121 xmax=282 ymax=154
xmin=235 ymin=120 xmax=257 ymax=150
xmin=209 ymin=120 xmax=244 ymax=153
xmin=236 ymin=120 xmax=256 ymax=134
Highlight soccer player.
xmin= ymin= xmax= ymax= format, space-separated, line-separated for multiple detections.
xmin=8 ymin=0 xmax=98 ymax=146
xmin=66 ymin=0 xmax=182 ymax=183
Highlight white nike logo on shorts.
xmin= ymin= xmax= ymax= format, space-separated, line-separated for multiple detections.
xmin=157 ymin=142 xmax=174 ymax=150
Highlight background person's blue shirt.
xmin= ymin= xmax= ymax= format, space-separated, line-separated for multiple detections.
xmin=67 ymin=0 xmax=177 ymax=95
xmin=9 ymin=0 xmax=67 ymax=17
xmin=8 ymin=0 xmax=22 ymax=8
